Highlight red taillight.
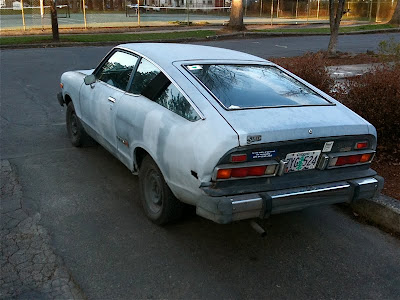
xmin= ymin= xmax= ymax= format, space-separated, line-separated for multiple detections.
xmin=216 ymin=165 xmax=276 ymax=180
xmin=231 ymin=154 xmax=247 ymax=162
xmin=335 ymin=153 xmax=373 ymax=166
xmin=231 ymin=168 xmax=248 ymax=177
xmin=330 ymin=152 xmax=374 ymax=167
xmin=335 ymin=157 xmax=347 ymax=166
xmin=355 ymin=141 xmax=368 ymax=149
xmin=336 ymin=154 xmax=362 ymax=166
xmin=247 ymin=166 xmax=267 ymax=176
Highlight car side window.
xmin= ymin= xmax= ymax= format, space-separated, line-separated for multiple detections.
xmin=129 ymin=58 xmax=161 ymax=95
xmin=97 ymin=51 xmax=138 ymax=91
xmin=129 ymin=58 xmax=200 ymax=122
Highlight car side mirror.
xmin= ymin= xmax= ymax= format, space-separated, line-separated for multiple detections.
xmin=84 ymin=74 xmax=96 ymax=85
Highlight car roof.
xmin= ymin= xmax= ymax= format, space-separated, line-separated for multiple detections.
xmin=117 ymin=43 xmax=267 ymax=69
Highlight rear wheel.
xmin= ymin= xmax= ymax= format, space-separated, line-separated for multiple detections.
xmin=139 ymin=155 xmax=183 ymax=225
xmin=66 ymin=102 xmax=87 ymax=147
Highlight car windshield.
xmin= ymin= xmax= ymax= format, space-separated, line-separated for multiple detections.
xmin=186 ymin=64 xmax=331 ymax=109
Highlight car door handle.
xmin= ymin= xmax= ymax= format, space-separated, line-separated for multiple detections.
xmin=108 ymin=97 xmax=116 ymax=103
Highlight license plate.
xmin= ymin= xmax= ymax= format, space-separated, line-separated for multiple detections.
xmin=285 ymin=150 xmax=321 ymax=173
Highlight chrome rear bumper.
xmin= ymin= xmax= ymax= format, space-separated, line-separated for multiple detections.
xmin=196 ymin=176 xmax=384 ymax=224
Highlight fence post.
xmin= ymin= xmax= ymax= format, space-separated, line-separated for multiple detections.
xmin=270 ymin=0 xmax=273 ymax=25
xmin=82 ymin=0 xmax=87 ymax=28
xmin=276 ymin=0 xmax=279 ymax=17
xmin=317 ymin=0 xmax=320 ymax=19
xmin=137 ymin=0 xmax=140 ymax=26
xmin=40 ymin=0 xmax=44 ymax=30
xmin=375 ymin=0 xmax=381 ymax=22
xmin=259 ymin=0 xmax=262 ymax=17
xmin=295 ymin=0 xmax=298 ymax=18
xmin=186 ymin=0 xmax=189 ymax=25
xmin=21 ymin=0 xmax=26 ymax=31
xmin=368 ymin=0 xmax=373 ymax=21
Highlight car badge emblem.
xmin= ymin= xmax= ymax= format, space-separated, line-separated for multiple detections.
xmin=308 ymin=129 xmax=313 ymax=134
xmin=247 ymin=135 xmax=262 ymax=144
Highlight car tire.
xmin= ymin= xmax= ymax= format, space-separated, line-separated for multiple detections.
xmin=139 ymin=155 xmax=184 ymax=225
xmin=66 ymin=102 xmax=87 ymax=147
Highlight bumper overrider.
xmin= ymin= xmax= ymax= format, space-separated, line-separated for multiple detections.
xmin=196 ymin=176 xmax=384 ymax=224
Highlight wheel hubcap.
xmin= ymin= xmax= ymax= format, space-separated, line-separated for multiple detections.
xmin=145 ymin=170 xmax=163 ymax=214
xmin=70 ymin=114 xmax=78 ymax=135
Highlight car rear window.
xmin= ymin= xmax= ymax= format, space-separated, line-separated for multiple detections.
xmin=186 ymin=64 xmax=331 ymax=109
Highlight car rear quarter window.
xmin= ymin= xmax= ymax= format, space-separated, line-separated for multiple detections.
xmin=187 ymin=64 xmax=331 ymax=109
xmin=129 ymin=58 xmax=200 ymax=122
xmin=97 ymin=51 xmax=138 ymax=90
xmin=154 ymin=83 xmax=200 ymax=122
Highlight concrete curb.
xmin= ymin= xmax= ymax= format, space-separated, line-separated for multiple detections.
xmin=351 ymin=194 xmax=400 ymax=234
xmin=1 ymin=28 xmax=399 ymax=49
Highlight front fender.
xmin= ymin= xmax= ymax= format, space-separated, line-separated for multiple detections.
xmin=60 ymin=70 xmax=93 ymax=118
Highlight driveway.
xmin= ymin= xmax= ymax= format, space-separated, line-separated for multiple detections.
xmin=1 ymin=34 xmax=400 ymax=299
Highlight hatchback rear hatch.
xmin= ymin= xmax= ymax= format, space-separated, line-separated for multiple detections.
xmin=216 ymin=104 xmax=370 ymax=146
xmin=182 ymin=62 xmax=371 ymax=146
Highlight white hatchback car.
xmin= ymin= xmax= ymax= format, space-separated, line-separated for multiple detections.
xmin=58 ymin=43 xmax=383 ymax=225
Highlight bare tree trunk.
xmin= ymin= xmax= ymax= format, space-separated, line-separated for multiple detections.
xmin=71 ymin=0 xmax=78 ymax=12
xmin=116 ymin=0 xmax=123 ymax=10
xmin=228 ymin=0 xmax=245 ymax=31
xmin=388 ymin=0 xmax=400 ymax=25
xmin=94 ymin=0 xmax=102 ymax=10
xmin=327 ymin=0 xmax=346 ymax=56
xmin=50 ymin=0 xmax=59 ymax=42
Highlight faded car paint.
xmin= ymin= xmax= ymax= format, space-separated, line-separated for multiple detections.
xmin=59 ymin=43 xmax=383 ymax=224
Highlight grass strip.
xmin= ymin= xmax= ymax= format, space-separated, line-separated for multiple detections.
xmin=0 ymin=35 xmax=54 ymax=45
xmin=1 ymin=24 xmax=397 ymax=45
xmin=0 ymin=30 xmax=217 ymax=45
xmin=252 ymin=24 xmax=397 ymax=34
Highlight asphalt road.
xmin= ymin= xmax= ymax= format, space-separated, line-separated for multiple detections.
xmin=1 ymin=34 xmax=400 ymax=299
xmin=200 ymin=32 xmax=400 ymax=58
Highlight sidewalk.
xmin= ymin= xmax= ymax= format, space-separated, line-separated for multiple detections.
xmin=0 ymin=160 xmax=84 ymax=299
xmin=327 ymin=63 xmax=383 ymax=79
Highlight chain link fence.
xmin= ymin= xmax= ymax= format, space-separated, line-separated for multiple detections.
xmin=0 ymin=0 xmax=397 ymax=31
